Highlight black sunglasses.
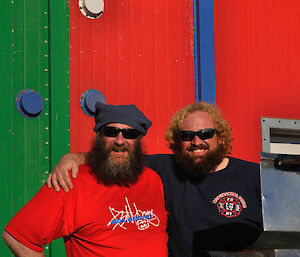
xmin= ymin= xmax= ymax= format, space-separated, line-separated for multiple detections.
xmin=101 ymin=126 xmax=141 ymax=139
xmin=180 ymin=128 xmax=216 ymax=141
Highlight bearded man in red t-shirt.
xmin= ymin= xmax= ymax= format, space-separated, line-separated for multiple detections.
xmin=3 ymin=103 xmax=168 ymax=257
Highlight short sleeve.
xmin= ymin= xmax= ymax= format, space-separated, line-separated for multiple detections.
xmin=5 ymin=184 xmax=73 ymax=253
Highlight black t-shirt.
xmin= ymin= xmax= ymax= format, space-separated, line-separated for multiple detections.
xmin=146 ymin=154 xmax=262 ymax=257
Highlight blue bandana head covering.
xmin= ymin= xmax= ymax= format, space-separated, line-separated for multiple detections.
xmin=93 ymin=102 xmax=152 ymax=135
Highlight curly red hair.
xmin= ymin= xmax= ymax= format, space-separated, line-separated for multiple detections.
xmin=165 ymin=101 xmax=233 ymax=155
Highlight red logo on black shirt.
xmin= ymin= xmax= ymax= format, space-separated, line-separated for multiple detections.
xmin=212 ymin=192 xmax=247 ymax=218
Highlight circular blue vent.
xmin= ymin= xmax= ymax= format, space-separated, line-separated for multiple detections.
xmin=16 ymin=89 xmax=44 ymax=118
xmin=80 ymin=89 xmax=106 ymax=116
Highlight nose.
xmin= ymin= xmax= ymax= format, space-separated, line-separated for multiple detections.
xmin=114 ymin=132 xmax=126 ymax=145
xmin=191 ymin=135 xmax=205 ymax=146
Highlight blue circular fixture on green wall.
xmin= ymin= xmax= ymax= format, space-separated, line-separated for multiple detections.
xmin=16 ymin=89 xmax=44 ymax=118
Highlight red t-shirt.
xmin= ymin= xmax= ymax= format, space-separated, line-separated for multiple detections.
xmin=5 ymin=165 xmax=168 ymax=257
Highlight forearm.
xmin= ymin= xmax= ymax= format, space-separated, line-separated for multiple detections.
xmin=74 ymin=152 xmax=87 ymax=165
xmin=2 ymin=230 xmax=45 ymax=257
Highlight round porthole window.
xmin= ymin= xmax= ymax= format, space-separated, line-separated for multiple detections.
xmin=79 ymin=0 xmax=104 ymax=19
xmin=80 ymin=89 xmax=106 ymax=116
xmin=16 ymin=89 xmax=44 ymax=118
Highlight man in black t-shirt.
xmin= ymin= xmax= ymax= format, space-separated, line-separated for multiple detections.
xmin=47 ymin=101 xmax=262 ymax=257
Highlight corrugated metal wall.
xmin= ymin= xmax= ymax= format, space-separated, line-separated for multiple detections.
xmin=0 ymin=0 xmax=194 ymax=255
xmin=0 ymin=0 xmax=69 ymax=256
xmin=0 ymin=0 xmax=51 ymax=255
xmin=69 ymin=0 xmax=195 ymax=154
xmin=214 ymin=0 xmax=300 ymax=163
xmin=2 ymin=0 xmax=300 ymax=254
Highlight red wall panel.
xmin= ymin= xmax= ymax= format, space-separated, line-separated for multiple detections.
xmin=69 ymin=0 xmax=195 ymax=154
xmin=214 ymin=0 xmax=300 ymax=163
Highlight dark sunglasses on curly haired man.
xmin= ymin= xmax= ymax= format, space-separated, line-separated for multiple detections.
xmin=180 ymin=128 xmax=216 ymax=141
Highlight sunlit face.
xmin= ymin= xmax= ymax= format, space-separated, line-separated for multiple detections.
xmin=87 ymin=123 xmax=145 ymax=186
xmin=103 ymin=123 xmax=138 ymax=163
xmin=180 ymin=111 xmax=222 ymax=163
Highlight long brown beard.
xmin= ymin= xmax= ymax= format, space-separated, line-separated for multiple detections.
xmin=173 ymin=141 xmax=226 ymax=177
xmin=86 ymin=135 xmax=145 ymax=187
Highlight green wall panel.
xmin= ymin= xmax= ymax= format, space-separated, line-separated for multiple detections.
xmin=0 ymin=0 xmax=14 ymax=256
xmin=49 ymin=0 xmax=70 ymax=256
xmin=0 ymin=0 xmax=69 ymax=256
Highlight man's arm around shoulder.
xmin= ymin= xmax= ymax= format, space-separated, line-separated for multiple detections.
xmin=2 ymin=230 xmax=45 ymax=257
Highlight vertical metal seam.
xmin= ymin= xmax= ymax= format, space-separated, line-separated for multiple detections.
xmin=40 ymin=0 xmax=51 ymax=187
xmin=193 ymin=0 xmax=200 ymax=102
xmin=11 ymin=0 xmax=16 ymax=217
xmin=40 ymin=0 xmax=51 ymax=255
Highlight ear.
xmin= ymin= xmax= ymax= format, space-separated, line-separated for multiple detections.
xmin=217 ymin=135 xmax=223 ymax=145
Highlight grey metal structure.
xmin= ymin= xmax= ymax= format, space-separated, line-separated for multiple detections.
xmin=261 ymin=117 xmax=300 ymax=154
xmin=253 ymin=152 xmax=300 ymax=249
xmin=253 ymin=117 xmax=300 ymax=256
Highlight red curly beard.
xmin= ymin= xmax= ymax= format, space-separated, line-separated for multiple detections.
xmin=173 ymin=141 xmax=226 ymax=177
